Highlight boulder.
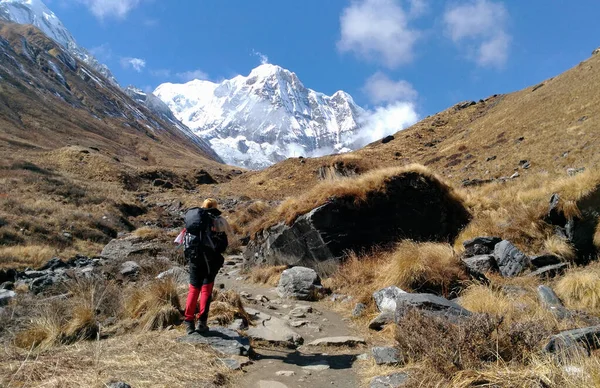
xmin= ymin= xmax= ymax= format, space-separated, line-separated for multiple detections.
xmin=106 ymin=382 xmax=131 ymax=388
xmin=462 ymin=255 xmax=498 ymax=276
xmin=530 ymin=254 xmax=562 ymax=268
xmin=394 ymin=293 xmax=471 ymax=322
xmin=101 ymin=236 xmax=160 ymax=261
xmin=381 ymin=135 xmax=395 ymax=144
xmin=537 ymin=285 xmax=563 ymax=309
xmin=527 ymin=263 xmax=568 ymax=279
xmin=372 ymin=346 xmax=401 ymax=365
xmin=373 ymin=286 xmax=407 ymax=312
xmin=370 ymin=372 xmax=409 ymax=388
xmin=156 ymin=267 xmax=188 ymax=284
xmin=493 ymin=240 xmax=530 ymax=277
xmin=462 ymin=237 xmax=502 ymax=257
xmin=352 ymin=303 xmax=367 ymax=317
xmin=305 ymin=336 xmax=366 ymax=347
xmin=369 ymin=311 xmax=395 ymax=331
xmin=29 ymin=275 xmax=57 ymax=294
xmin=544 ymin=325 xmax=600 ymax=357
xmin=289 ymin=305 xmax=312 ymax=318
xmin=0 ymin=289 xmax=16 ymax=306
xmin=177 ymin=327 xmax=252 ymax=356
xmin=245 ymin=171 xmax=471 ymax=268
xmin=120 ymin=261 xmax=140 ymax=279
xmin=276 ymin=267 xmax=322 ymax=301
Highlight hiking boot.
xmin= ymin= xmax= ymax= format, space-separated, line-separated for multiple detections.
xmin=184 ymin=320 xmax=196 ymax=335
xmin=196 ymin=321 xmax=209 ymax=333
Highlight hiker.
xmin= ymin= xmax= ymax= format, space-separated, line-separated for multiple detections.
xmin=181 ymin=198 xmax=231 ymax=334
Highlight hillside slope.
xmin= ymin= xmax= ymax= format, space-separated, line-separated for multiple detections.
xmin=215 ymin=50 xmax=600 ymax=200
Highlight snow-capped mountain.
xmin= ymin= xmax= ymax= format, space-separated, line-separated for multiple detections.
xmin=0 ymin=0 xmax=117 ymax=84
xmin=154 ymin=64 xmax=365 ymax=169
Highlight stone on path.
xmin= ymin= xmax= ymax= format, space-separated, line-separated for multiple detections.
xmin=275 ymin=371 xmax=296 ymax=377
xmin=306 ymin=336 xmax=366 ymax=347
xmin=276 ymin=267 xmax=322 ymax=301
xmin=289 ymin=305 xmax=312 ymax=318
xmin=494 ymin=240 xmax=530 ymax=277
xmin=177 ymin=327 xmax=251 ymax=356
xmin=370 ymin=372 xmax=409 ymax=388
xmin=372 ymin=346 xmax=401 ymax=365
xmin=245 ymin=308 xmax=303 ymax=347
xmin=258 ymin=381 xmax=289 ymax=388
xmin=373 ymin=286 xmax=407 ymax=312
xmin=302 ymin=361 xmax=330 ymax=371
xmin=221 ymin=358 xmax=242 ymax=370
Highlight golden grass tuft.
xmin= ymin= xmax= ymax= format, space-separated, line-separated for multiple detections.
xmin=0 ymin=245 xmax=56 ymax=269
xmin=125 ymin=278 xmax=182 ymax=330
xmin=380 ymin=241 xmax=467 ymax=297
xmin=555 ymin=263 xmax=600 ymax=315
xmin=210 ymin=289 xmax=251 ymax=326
xmin=595 ymin=223 xmax=600 ymax=249
xmin=327 ymin=251 xmax=387 ymax=304
xmin=543 ymin=235 xmax=576 ymax=261
xmin=132 ymin=226 xmax=162 ymax=241
xmin=14 ymin=307 xmax=64 ymax=349
xmin=250 ymin=265 xmax=288 ymax=287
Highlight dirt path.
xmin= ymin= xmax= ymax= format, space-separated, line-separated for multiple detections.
xmin=216 ymin=256 xmax=366 ymax=388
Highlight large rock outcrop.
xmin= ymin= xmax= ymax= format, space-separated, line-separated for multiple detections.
xmin=245 ymin=170 xmax=470 ymax=268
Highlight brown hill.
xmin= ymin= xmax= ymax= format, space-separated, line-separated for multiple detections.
xmin=215 ymin=50 xmax=600 ymax=200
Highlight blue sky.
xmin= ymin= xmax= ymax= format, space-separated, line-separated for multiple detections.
xmin=50 ymin=0 xmax=600 ymax=118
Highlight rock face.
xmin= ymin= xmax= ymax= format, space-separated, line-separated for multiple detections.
xmin=493 ymin=240 xmax=530 ymax=277
xmin=177 ymin=327 xmax=252 ymax=356
xmin=246 ymin=171 xmax=470 ymax=268
xmin=373 ymin=286 xmax=408 ymax=312
xmin=393 ymin=293 xmax=471 ymax=321
xmin=276 ymin=267 xmax=322 ymax=301
xmin=100 ymin=237 xmax=160 ymax=261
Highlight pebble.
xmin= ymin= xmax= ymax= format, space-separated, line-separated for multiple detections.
xmin=276 ymin=371 xmax=296 ymax=377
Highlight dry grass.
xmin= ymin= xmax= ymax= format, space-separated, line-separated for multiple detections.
xmin=327 ymin=251 xmax=387 ymax=305
xmin=0 ymin=245 xmax=56 ymax=269
xmin=543 ymin=235 xmax=576 ymax=261
xmin=124 ymin=278 xmax=182 ymax=331
xmin=2 ymin=330 xmax=233 ymax=388
xmin=132 ymin=226 xmax=162 ymax=241
xmin=210 ymin=289 xmax=251 ymax=326
xmin=251 ymin=164 xmax=462 ymax=235
xmin=250 ymin=265 xmax=288 ymax=287
xmin=555 ymin=263 xmax=600 ymax=315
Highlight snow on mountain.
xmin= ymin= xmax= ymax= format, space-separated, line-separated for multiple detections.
xmin=154 ymin=64 xmax=365 ymax=169
xmin=0 ymin=0 xmax=117 ymax=84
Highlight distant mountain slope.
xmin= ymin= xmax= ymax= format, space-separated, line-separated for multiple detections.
xmin=155 ymin=64 xmax=365 ymax=169
xmin=209 ymin=49 xmax=600 ymax=200
xmin=0 ymin=21 xmax=223 ymax=168
xmin=0 ymin=0 xmax=117 ymax=84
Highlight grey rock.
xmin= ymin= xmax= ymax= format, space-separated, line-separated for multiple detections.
xmin=356 ymin=353 xmax=370 ymax=361
xmin=352 ymin=303 xmax=367 ymax=317
xmin=107 ymin=382 xmax=131 ymax=388
xmin=369 ymin=311 xmax=395 ymax=331
xmin=494 ymin=240 xmax=530 ymax=277
xmin=276 ymin=370 xmax=296 ymax=376
xmin=531 ymin=254 xmax=562 ymax=268
xmin=527 ymin=263 xmax=568 ymax=279
xmin=537 ymin=285 xmax=563 ymax=309
xmin=545 ymin=325 xmax=600 ymax=357
xmin=23 ymin=271 xmax=46 ymax=279
xmin=221 ymin=358 xmax=242 ymax=370
xmin=462 ymin=236 xmax=502 ymax=256
xmin=0 ymin=289 xmax=16 ymax=306
xmin=177 ymin=327 xmax=252 ymax=356
xmin=245 ymin=308 xmax=303 ymax=346
xmin=567 ymin=167 xmax=586 ymax=177
xmin=593 ymin=47 xmax=600 ymax=55
xmin=29 ymin=275 xmax=57 ymax=294
xmin=0 ymin=281 xmax=14 ymax=290
xmin=372 ymin=346 xmax=401 ymax=365
xmin=301 ymin=362 xmax=330 ymax=371
xmin=502 ymin=285 xmax=528 ymax=297
xmin=101 ymin=236 xmax=160 ymax=261
xmin=38 ymin=257 xmax=67 ymax=271
xmin=120 ymin=261 xmax=140 ymax=279
xmin=373 ymin=286 xmax=407 ymax=312
xmin=228 ymin=318 xmax=247 ymax=331
xmin=276 ymin=267 xmax=322 ymax=301
xmin=462 ymin=255 xmax=498 ymax=276
xmin=306 ymin=336 xmax=365 ymax=347
xmin=156 ymin=267 xmax=188 ymax=284
xmin=289 ymin=305 xmax=312 ymax=318
xmin=394 ymin=293 xmax=471 ymax=322
xmin=370 ymin=372 xmax=409 ymax=388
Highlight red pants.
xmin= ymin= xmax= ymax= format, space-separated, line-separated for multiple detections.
xmin=184 ymin=283 xmax=214 ymax=322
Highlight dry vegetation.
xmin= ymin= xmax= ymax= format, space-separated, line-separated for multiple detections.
xmin=555 ymin=262 xmax=600 ymax=315
xmin=250 ymin=265 xmax=288 ymax=287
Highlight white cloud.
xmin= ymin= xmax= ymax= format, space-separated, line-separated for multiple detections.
xmin=363 ymin=72 xmax=418 ymax=104
xmin=443 ymin=0 xmax=511 ymax=68
xmin=76 ymin=0 xmax=143 ymax=19
xmin=120 ymin=57 xmax=146 ymax=72
xmin=176 ymin=69 xmax=209 ymax=82
xmin=353 ymin=102 xmax=419 ymax=147
xmin=252 ymin=50 xmax=269 ymax=65
xmin=338 ymin=0 xmax=422 ymax=68
xmin=407 ymin=0 xmax=428 ymax=17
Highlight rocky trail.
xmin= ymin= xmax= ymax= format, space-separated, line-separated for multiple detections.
xmin=205 ymin=255 xmax=368 ymax=388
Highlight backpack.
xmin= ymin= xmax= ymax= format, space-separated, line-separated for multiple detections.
xmin=184 ymin=207 xmax=215 ymax=250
